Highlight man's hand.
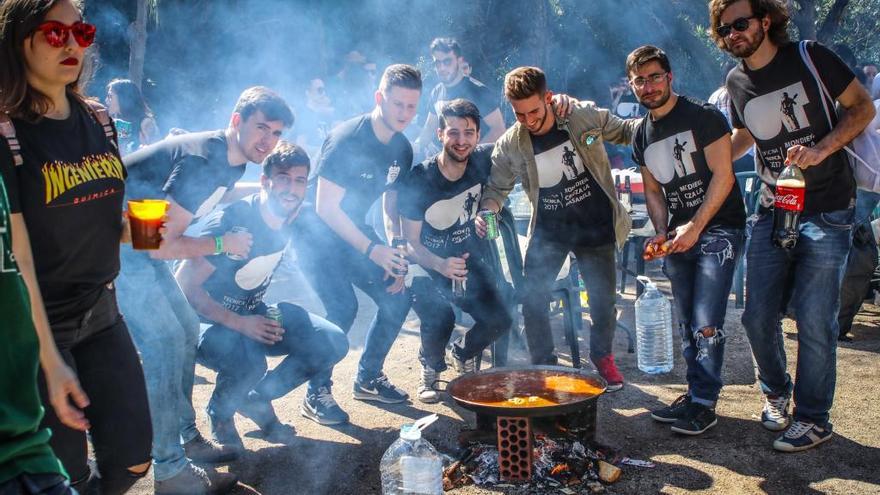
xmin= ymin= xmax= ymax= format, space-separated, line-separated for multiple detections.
xmin=474 ymin=215 xmax=488 ymax=238
xmin=222 ymin=229 xmax=253 ymax=258
xmin=785 ymin=144 xmax=828 ymax=169
xmin=44 ymin=359 xmax=90 ymax=431
xmin=369 ymin=244 xmax=408 ymax=278
xmin=671 ymin=222 xmax=700 ymax=253
xmin=438 ymin=253 xmax=469 ymax=281
xmin=234 ymin=315 xmax=284 ymax=345
xmin=551 ymin=94 xmax=579 ymax=118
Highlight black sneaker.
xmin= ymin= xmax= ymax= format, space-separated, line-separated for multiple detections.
xmin=301 ymin=386 xmax=350 ymax=425
xmin=773 ymin=421 xmax=833 ymax=452
xmin=209 ymin=415 xmax=244 ymax=453
xmin=670 ymin=402 xmax=718 ymax=435
xmin=182 ymin=433 xmax=239 ymax=464
xmin=352 ymin=373 xmax=409 ymax=403
xmin=155 ymin=463 xmax=237 ymax=495
xmin=651 ymin=394 xmax=692 ymax=424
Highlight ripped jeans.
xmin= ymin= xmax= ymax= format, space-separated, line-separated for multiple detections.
xmin=663 ymin=226 xmax=744 ymax=406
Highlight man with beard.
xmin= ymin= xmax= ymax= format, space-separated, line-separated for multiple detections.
xmin=398 ymin=99 xmax=513 ymax=403
xmin=709 ymin=0 xmax=874 ymax=451
xmin=176 ymin=142 xmax=348 ymax=449
xmin=292 ymin=65 xmax=420 ymax=410
xmin=415 ymin=38 xmax=505 ymax=158
xmin=627 ymin=45 xmax=745 ymax=435
xmin=477 ymin=67 xmax=639 ymax=390
xmin=118 ymin=87 xmax=293 ymax=491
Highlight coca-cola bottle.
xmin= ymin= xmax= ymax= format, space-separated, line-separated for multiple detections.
xmin=772 ymin=164 xmax=806 ymax=249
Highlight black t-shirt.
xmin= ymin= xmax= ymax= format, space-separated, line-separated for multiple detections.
xmin=430 ymin=77 xmax=500 ymax=133
xmin=0 ymin=97 xmax=126 ymax=324
xmin=726 ymin=41 xmax=856 ymax=213
xmin=124 ymin=130 xmax=246 ymax=219
xmin=632 ymin=96 xmax=746 ymax=230
xmin=311 ymin=114 xmax=413 ymax=235
xmin=200 ymin=194 xmax=289 ymax=316
xmin=531 ymin=126 xmax=614 ymax=246
xmin=399 ymin=145 xmax=493 ymax=263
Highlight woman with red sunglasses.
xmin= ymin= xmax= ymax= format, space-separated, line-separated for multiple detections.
xmin=0 ymin=1 xmax=153 ymax=493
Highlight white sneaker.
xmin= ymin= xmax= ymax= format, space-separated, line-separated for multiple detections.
xmin=417 ymin=366 xmax=440 ymax=404
xmin=761 ymin=394 xmax=791 ymax=431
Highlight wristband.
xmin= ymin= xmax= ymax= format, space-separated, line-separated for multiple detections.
xmin=214 ymin=236 xmax=224 ymax=255
xmin=365 ymin=240 xmax=377 ymax=258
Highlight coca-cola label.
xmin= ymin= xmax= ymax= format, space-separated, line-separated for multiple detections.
xmin=775 ymin=185 xmax=804 ymax=212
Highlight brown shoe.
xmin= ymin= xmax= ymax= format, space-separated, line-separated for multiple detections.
xmin=183 ymin=433 xmax=240 ymax=463
xmin=155 ymin=463 xmax=237 ymax=495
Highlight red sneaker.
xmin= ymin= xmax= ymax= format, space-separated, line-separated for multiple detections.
xmin=593 ymin=354 xmax=624 ymax=392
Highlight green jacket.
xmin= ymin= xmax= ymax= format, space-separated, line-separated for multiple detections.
xmin=484 ymin=100 xmax=641 ymax=249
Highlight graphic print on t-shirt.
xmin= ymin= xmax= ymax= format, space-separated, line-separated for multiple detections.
xmin=743 ymin=82 xmax=811 ymax=140
xmin=0 ymin=184 xmax=14 ymax=274
xmin=233 ymin=250 xmax=284 ymax=291
xmin=536 ymin=141 xmax=589 ymax=208
xmin=424 ymin=183 xmax=482 ymax=231
xmin=41 ymin=152 xmax=125 ymax=206
xmin=644 ymin=131 xmax=697 ymax=182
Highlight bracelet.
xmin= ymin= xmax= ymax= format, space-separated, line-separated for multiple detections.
xmin=214 ymin=236 xmax=224 ymax=255
xmin=365 ymin=240 xmax=377 ymax=258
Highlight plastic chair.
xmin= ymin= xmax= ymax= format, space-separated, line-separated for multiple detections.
xmin=733 ymin=171 xmax=761 ymax=308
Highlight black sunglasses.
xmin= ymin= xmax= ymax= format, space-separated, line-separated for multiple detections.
xmin=716 ymin=15 xmax=758 ymax=38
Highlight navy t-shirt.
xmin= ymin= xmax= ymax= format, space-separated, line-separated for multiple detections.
xmin=398 ymin=144 xmax=493 ymax=262
xmin=726 ymin=41 xmax=856 ymax=213
xmin=199 ymin=194 xmax=290 ymax=316
xmin=531 ymin=126 xmax=614 ymax=246
xmin=0 ymin=96 xmax=125 ymax=324
xmin=311 ymin=114 xmax=413 ymax=236
xmin=632 ymin=96 xmax=746 ymax=230
xmin=124 ymin=130 xmax=246 ymax=220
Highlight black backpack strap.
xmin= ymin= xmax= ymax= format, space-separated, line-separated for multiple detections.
xmin=0 ymin=113 xmax=23 ymax=167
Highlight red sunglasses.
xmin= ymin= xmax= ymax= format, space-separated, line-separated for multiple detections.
xmin=34 ymin=21 xmax=96 ymax=48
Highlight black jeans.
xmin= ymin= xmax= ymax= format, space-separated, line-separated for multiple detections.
xmin=292 ymin=207 xmax=412 ymax=385
xmin=38 ymin=285 xmax=152 ymax=495
xmin=410 ymin=256 xmax=512 ymax=371
xmin=198 ymin=303 xmax=349 ymax=419
xmin=522 ymin=236 xmax=618 ymax=365
xmin=0 ymin=474 xmax=73 ymax=495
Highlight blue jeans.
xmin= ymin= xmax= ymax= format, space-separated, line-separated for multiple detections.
xmin=522 ymin=237 xmax=617 ymax=365
xmin=198 ymin=303 xmax=348 ymax=419
xmin=663 ymin=226 xmax=744 ymax=406
xmin=742 ymin=208 xmax=853 ymax=426
xmin=116 ymin=246 xmax=199 ymax=482
xmin=292 ymin=208 xmax=411 ymax=386
xmin=410 ymin=255 xmax=512 ymax=372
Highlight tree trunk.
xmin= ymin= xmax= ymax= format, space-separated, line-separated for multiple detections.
xmin=817 ymin=0 xmax=851 ymax=43
xmin=789 ymin=0 xmax=817 ymax=39
xmin=128 ymin=0 xmax=149 ymax=88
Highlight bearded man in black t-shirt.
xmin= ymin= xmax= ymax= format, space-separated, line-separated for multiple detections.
xmin=176 ymin=142 xmax=349 ymax=448
xmin=116 ymin=87 xmax=294 ymax=490
xmin=291 ymin=65 xmax=421 ymax=405
xmin=414 ymin=38 xmax=506 ymax=159
xmin=399 ymin=99 xmax=513 ymax=403
xmin=628 ymin=46 xmax=746 ymax=436
xmin=709 ymin=0 xmax=875 ymax=452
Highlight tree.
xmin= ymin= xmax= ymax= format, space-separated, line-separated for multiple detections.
xmin=128 ymin=0 xmax=157 ymax=88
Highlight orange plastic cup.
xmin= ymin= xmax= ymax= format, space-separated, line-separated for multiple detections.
xmin=128 ymin=199 xmax=168 ymax=250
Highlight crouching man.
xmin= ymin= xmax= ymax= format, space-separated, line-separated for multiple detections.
xmin=177 ymin=142 xmax=348 ymax=449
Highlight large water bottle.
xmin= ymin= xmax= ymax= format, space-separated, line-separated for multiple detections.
xmin=635 ymin=276 xmax=674 ymax=374
xmin=380 ymin=417 xmax=443 ymax=495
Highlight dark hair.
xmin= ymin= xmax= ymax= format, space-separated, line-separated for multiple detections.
xmin=430 ymin=37 xmax=461 ymax=57
xmin=504 ymin=66 xmax=546 ymax=101
xmin=232 ymin=86 xmax=294 ymax=128
xmin=378 ymin=64 xmax=422 ymax=94
xmin=0 ymin=0 xmax=95 ymax=121
xmin=107 ymin=78 xmax=153 ymax=124
xmin=708 ymin=0 xmax=790 ymax=51
xmin=626 ymin=45 xmax=672 ymax=77
xmin=438 ymin=98 xmax=481 ymax=132
xmin=262 ymin=140 xmax=310 ymax=177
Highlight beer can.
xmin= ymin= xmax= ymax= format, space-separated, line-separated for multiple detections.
xmin=226 ymin=226 xmax=249 ymax=261
xmin=452 ymin=278 xmax=466 ymax=299
xmin=391 ymin=237 xmax=408 ymax=276
xmin=480 ymin=210 xmax=499 ymax=240
xmin=266 ymin=306 xmax=282 ymax=326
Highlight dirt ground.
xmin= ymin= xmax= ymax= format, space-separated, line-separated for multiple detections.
xmin=127 ymin=259 xmax=880 ymax=495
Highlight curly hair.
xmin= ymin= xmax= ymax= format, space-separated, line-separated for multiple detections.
xmin=708 ymin=0 xmax=790 ymax=51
